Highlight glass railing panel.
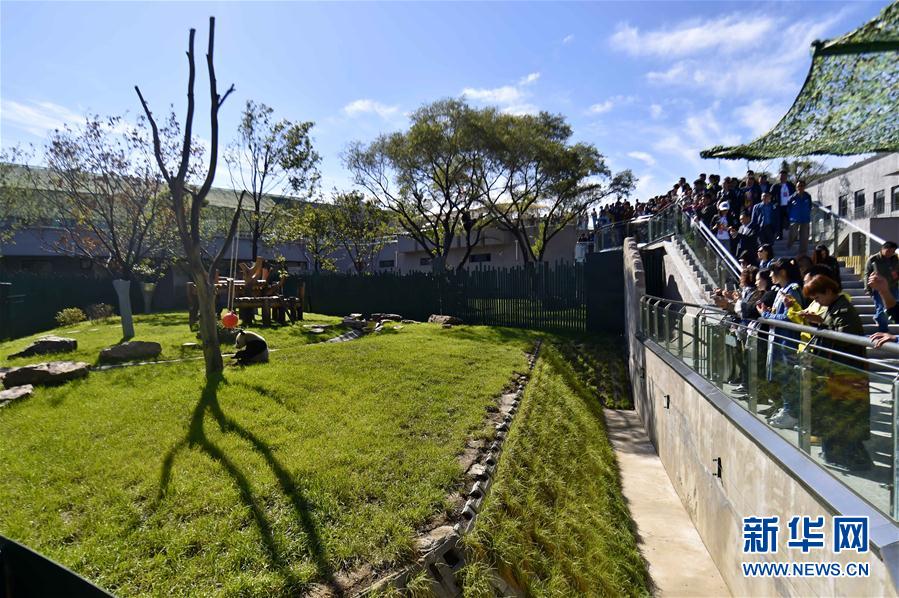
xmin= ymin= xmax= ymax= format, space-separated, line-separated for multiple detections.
xmin=640 ymin=296 xmax=899 ymax=521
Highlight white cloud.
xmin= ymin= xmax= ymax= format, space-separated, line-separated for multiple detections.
xmin=586 ymin=95 xmax=634 ymax=115
xmin=733 ymin=99 xmax=784 ymax=137
xmin=627 ymin=151 xmax=656 ymax=166
xmin=650 ymin=104 xmax=741 ymax=168
xmin=502 ymin=104 xmax=540 ymax=116
xmin=463 ymin=73 xmax=543 ymax=112
xmin=610 ymin=15 xmax=776 ymax=58
xmin=639 ymin=10 xmax=850 ymax=99
xmin=588 ymin=100 xmax=614 ymax=114
xmin=1 ymin=99 xmax=83 ymax=137
xmin=649 ymin=104 xmax=664 ymax=119
xmin=562 ymin=34 xmax=575 ymax=44
xmin=646 ymin=62 xmax=687 ymax=84
xmin=462 ymin=85 xmax=522 ymax=104
xmin=635 ymin=173 xmax=655 ymax=196
xmin=342 ymin=99 xmax=400 ymax=119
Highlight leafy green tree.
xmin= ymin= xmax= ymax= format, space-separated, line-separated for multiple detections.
xmin=345 ymin=99 xmax=491 ymax=272
xmin=328 ymin=190 xmax=392 ymax=275
xmin=0 ymin=146 xmax=47 ymax=253
xmin=270 ymin=202 xmax=339 ymax=273
xmin=225 ymin=100 xmax=320 ymax=260
xmin=778 ymin=158 xmax=832 ymax=184
xmin=475 ymin=109 xmax=634 ymax=262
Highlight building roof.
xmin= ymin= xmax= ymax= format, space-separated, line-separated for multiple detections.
xmin=1 ymin=162 xmax=310 ymax=212
xmin=804 ymin=152 xmax=899 ymax=187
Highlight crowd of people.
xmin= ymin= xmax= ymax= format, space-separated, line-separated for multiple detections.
xmin=707 ymin=242 xmax=898 ymax=471
xmin=625 ymin=169 xmax=899 ymax=471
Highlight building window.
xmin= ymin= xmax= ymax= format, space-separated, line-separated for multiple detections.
xmin=378 ymin=259 xmax=395 ymax=268
xmin=470 ymin=253 xmax=491 ymax=263
xmin=873 ymin=190 xmax=885 ymax=215
xmin=419 ymin=257 xmax=432 ymax=266
xmin=853 ymin=190 xmax=865 ymax=218
xmin=838 ymin=195 xmax=848 ymax=217
xmin=892 ymin=186 xmax=899 ymax=213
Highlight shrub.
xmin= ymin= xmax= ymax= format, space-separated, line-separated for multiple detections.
xmin=86 ymin=303 xmax=116 ymax=321
xmin=55 ymin=307 xmax=87 ymax=327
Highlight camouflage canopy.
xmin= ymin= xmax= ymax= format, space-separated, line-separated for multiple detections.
xmin=701 ymin=1 xmax=899 ymax=160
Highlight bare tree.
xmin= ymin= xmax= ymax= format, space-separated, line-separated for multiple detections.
xmin=34 ymin=114 xmax=180 ymax=338
xmin=225 ymin=100 xmax=320 ymax=260
xmin=136 ymin=17 xmax=243 ymax=376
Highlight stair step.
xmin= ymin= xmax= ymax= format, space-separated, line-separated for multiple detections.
xmin=862 ymin=324 xmax=899 ymax=335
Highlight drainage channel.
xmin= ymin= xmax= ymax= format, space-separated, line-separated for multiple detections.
xmin=356 ymin=340 xmax=542 ymax=598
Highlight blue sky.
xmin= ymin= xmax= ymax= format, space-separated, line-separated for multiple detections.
xmin=0 ymin=1 xmax=887 ymax=200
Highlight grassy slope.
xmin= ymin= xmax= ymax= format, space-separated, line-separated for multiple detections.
xmin=462 ymin=343 xmax=650 ymax=597
xmin=0 ymin=317 xmax=533 ymax=597
xmin=0 ymin=312 xmax=344 ymax=367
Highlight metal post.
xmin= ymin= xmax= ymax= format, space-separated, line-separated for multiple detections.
xmin=798 ymin=354 xmax=812 ymax=454
xmin=663 ymin=306 xmax=670 ymax=350
xmin=747 ymin=332 xmax=758 ymax=414
xmin=893 ymin=380 xmax=899 ymax=520
xmin=677 ymin=310 xmax=684 ymax=359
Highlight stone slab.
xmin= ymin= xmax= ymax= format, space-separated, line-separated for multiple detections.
xmin=3 ymin=361 xmax=89 ymax=388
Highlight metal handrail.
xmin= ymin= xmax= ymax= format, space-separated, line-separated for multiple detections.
xmin=692 ymin=216 xmax=742 ymax=276
xmin=591 ymin=201 xmax=680 ymax=235
xmin=642 ymin=294 xmax=899 ymax=358
xmin=814 ymin=201 xmax=887 ymax=245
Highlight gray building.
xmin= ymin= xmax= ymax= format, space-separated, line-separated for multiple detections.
xmin=807 ymin=153 xmax=899 ymax=251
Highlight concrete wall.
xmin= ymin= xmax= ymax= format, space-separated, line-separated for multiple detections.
xmin=623 ymin=239 xmax=899 ymax=596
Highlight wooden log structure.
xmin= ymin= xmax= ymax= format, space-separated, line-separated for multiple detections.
xmin=186 ymin=279 xmax=304 ymax=328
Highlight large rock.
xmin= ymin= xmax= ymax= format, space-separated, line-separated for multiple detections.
xmin=3 ymin=362 xmax=89 ymax=388
xmin=342 ymin=317 xmax=368 ymax=330
xmin=0 ymin=384 xmax=34 ymax=406
xmin=99 ymin=341 xmax=162 ymax=363
xmin=371 ymin=313 xmax=402 ymax=322
xmin=428 ymin=314 xmax=463 ymax=325
xmin=8 ymin=336 xmax=77 ymax=359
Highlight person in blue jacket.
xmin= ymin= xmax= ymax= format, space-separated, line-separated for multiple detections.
xmin=788 ymin=180 xmax=813 ymax=255
xmin=751 ymin=192 xmax=776 ymax=244
xmin=757 ymin=258 xmax=804 ymax=429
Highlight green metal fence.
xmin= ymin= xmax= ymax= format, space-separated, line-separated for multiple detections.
xmin=0 ymin=272 xmax=143 ymax=340
xmin=297 ymin=261 xmax=593 ymax=333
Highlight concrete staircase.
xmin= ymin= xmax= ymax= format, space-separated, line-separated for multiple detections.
xmin=769 ymin=235 xmax=899 ymax=337
xmin=672 ymin=236 xmax=717 ymax=295
xmin=770 ymin=236 xmax=898 ymax=376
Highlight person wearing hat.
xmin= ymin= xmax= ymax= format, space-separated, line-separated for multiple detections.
xmin=751 ymin=192 xmax=776 ymax=244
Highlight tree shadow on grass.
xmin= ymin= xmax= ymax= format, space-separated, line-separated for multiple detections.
xmin=157 ymin=374 xmax=338 ymax=593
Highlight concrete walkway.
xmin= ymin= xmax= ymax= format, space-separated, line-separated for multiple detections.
xmin=604 ymin=408 xmax=730 ymax=597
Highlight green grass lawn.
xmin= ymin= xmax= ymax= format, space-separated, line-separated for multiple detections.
xmin=0 ymin=311 xmax=345 ymax=367
xmin=462 ymin=343 xmax=650 ymax=597
xmin=0 ymin=314 xmax=535 ymax=596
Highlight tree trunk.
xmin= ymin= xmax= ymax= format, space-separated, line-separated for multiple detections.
xmin=112 ymin=278 xmax=135 ymax=340
xmin=252 ymin=210 xmax=261 ymax=260
xmin=188 ymin=255 xmax=223 ymax=375
xmin=141 ymin=282 xmax=156 ymax=313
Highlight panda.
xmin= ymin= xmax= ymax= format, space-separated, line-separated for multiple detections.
xmin=233 ymin=330 xmax=269 ymax=365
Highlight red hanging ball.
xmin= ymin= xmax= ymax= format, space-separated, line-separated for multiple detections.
xmin=222 ymin=311 xmax=239 ymax=329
